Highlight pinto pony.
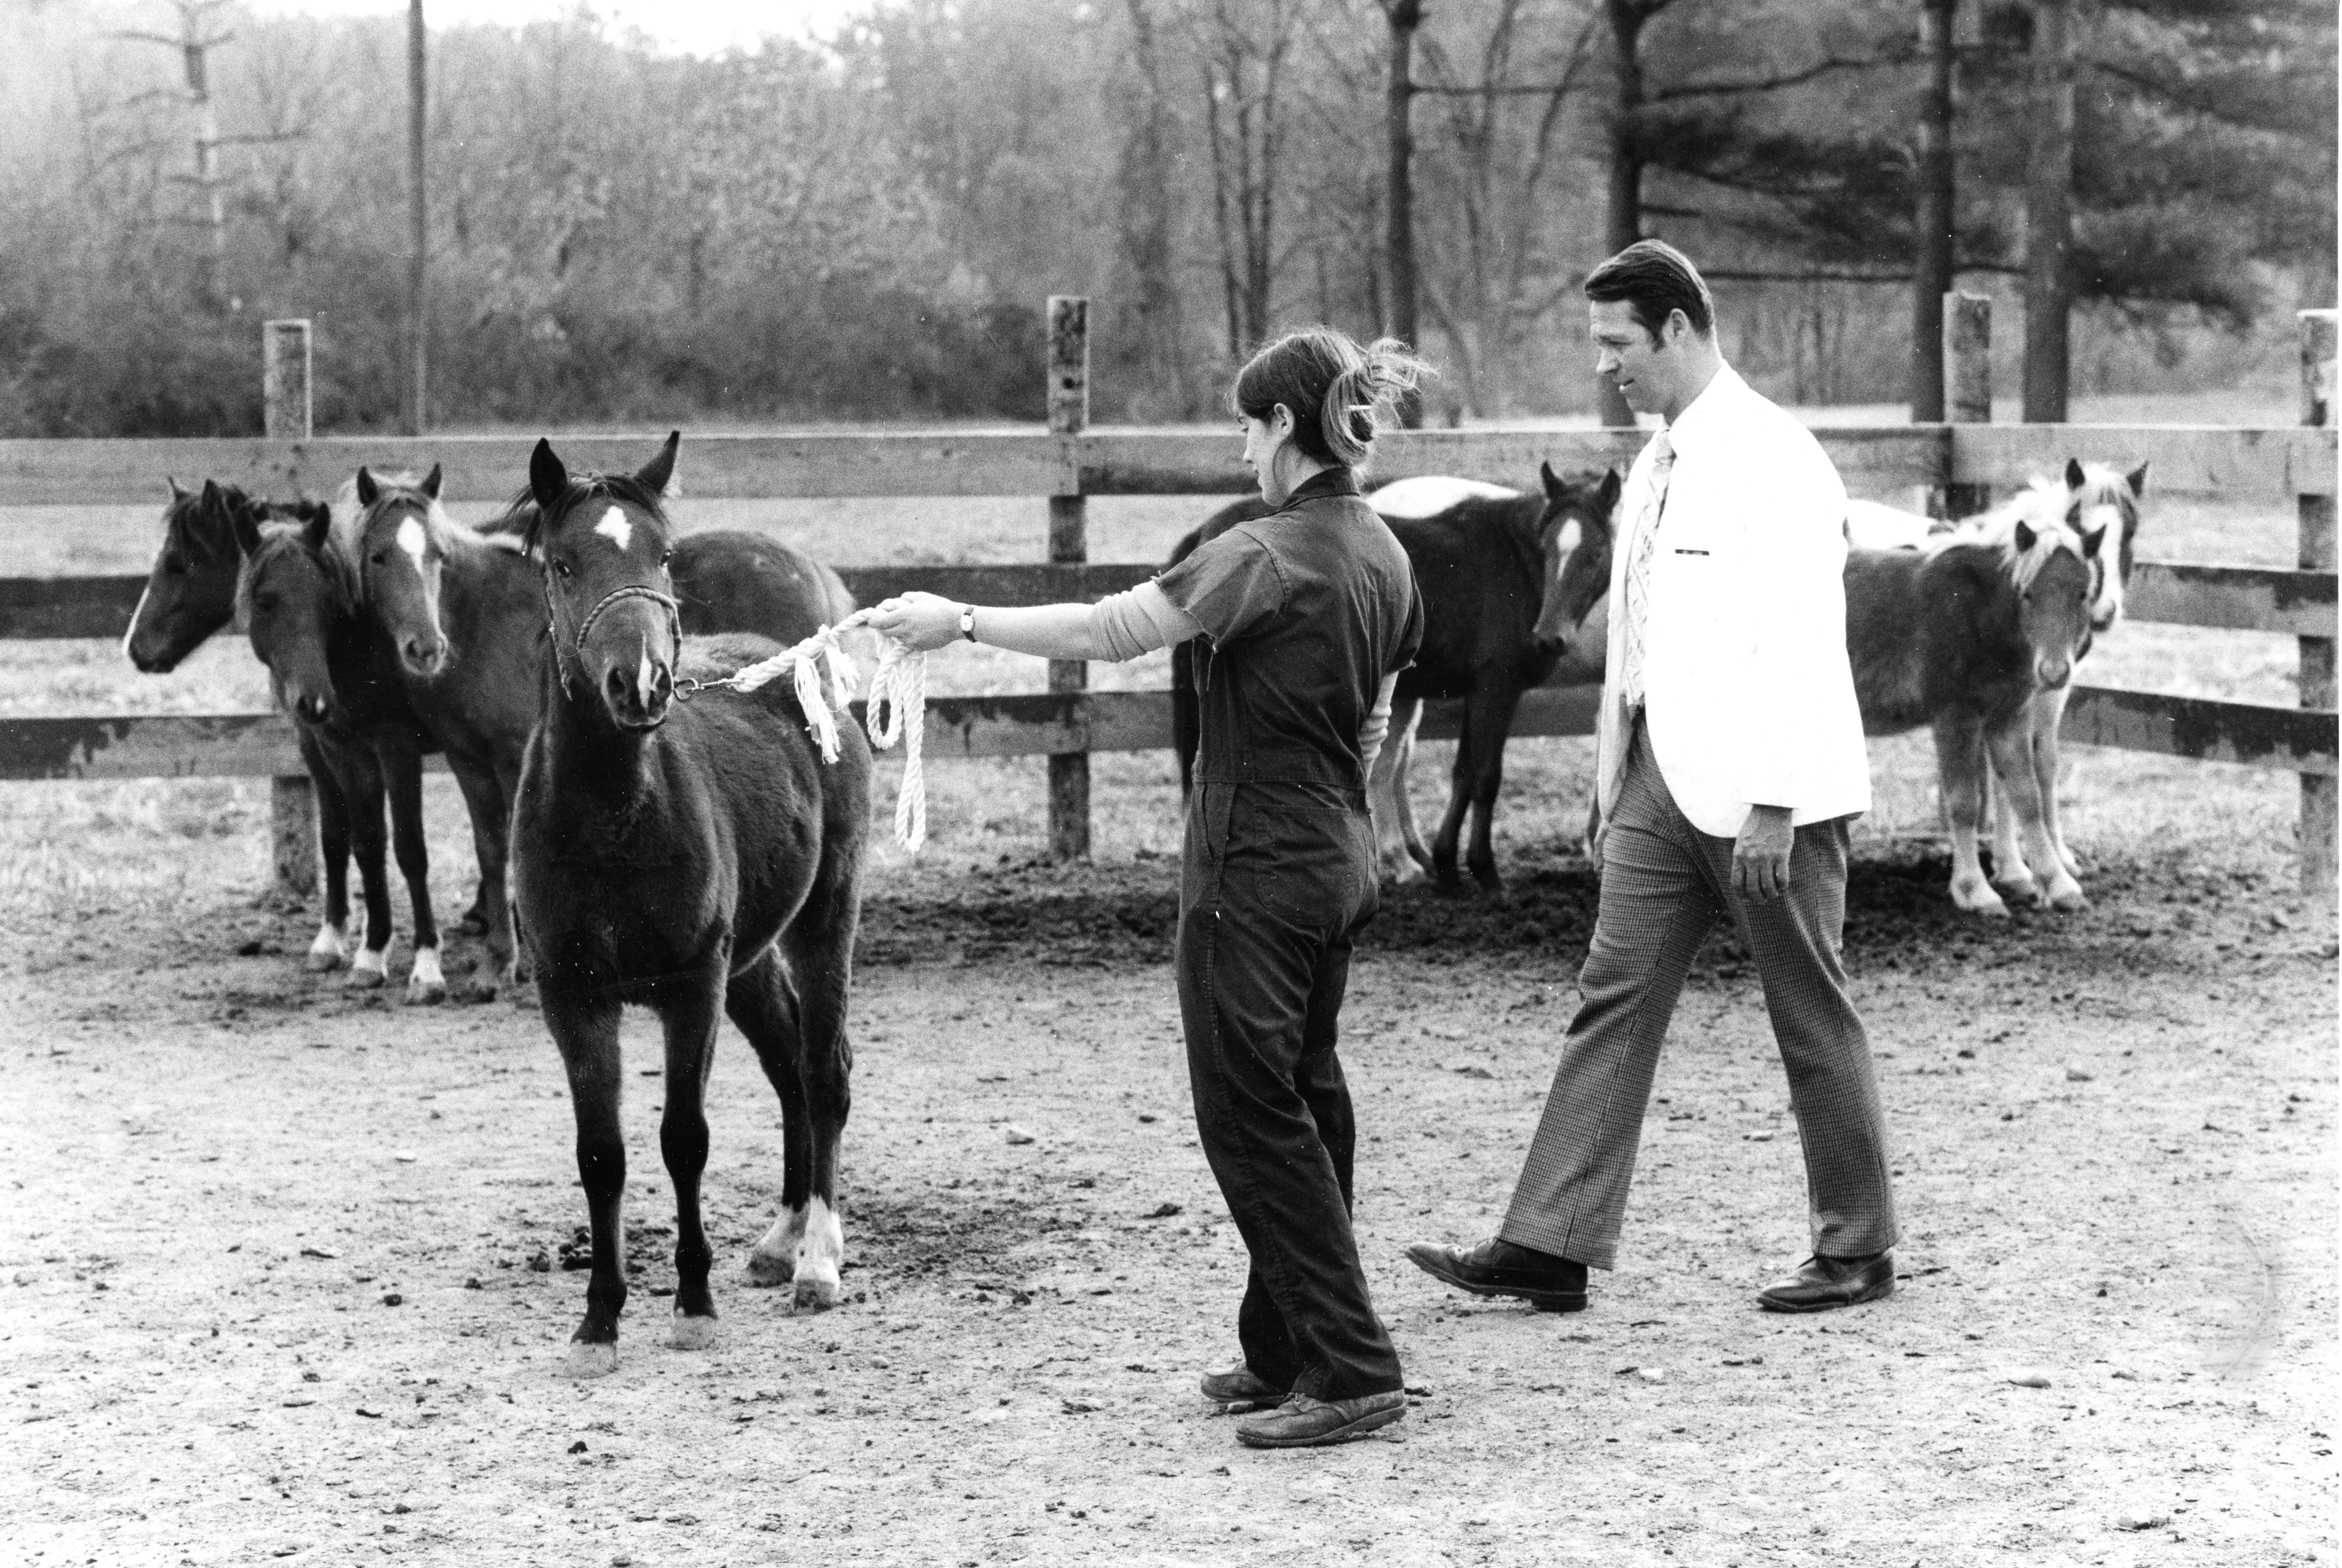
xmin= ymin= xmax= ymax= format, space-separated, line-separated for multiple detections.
xmin=510 ymin=435 xmax=871 ymax=1378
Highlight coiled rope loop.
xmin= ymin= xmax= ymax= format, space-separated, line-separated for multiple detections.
xmin=689 ymin=607 xmax=929 ymax=852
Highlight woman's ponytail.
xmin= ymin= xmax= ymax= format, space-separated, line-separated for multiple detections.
xmin=1234 ymin=328 xmax=1436 ymax=474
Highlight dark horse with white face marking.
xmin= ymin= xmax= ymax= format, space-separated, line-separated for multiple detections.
xmin=1170 ymin=464 xmax=1620 ymax=889
xmin=511 ymin=436 xmax=871 ymax=1377
xmin=231 ymin=501 xmax=449 ymax=1000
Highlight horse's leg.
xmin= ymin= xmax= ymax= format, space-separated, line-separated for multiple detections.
xmin=775 ymin=856 xmax=859 ymax=1315
xmin=729 ymin=951 xmax=814 ymax=1291
xmin=2033 ymin=682 xmax=2083 ymax=879
xmin=1463 ymin=683 xmax=1525 ymax=891
xmin=298 ymin=729 xmax=353 ymax=971
xmin=378 ymin=732 xmax=445 ymax=1004
xmin=654 ymin=963 xmax=729 ymax=1349
xmin=1391 ymin=700 xmax=1434 ymax=879
xmin=1988 ymin=713 xmax=2085 ymax=911
xmin=1933 ymin=712 xmax=2008 ymax=917
xmin=1985 ymin=716 xmax=2041 ymax=905
xmin=545 ymin=984 xmax=628 ymax=1377
xmin=1431 ymin=705 xmax=1476 ymax=890
xmin=1368 ymin=697 xmax=1424 ymax=883
xmin=337 ymin=746 xmax=399 ymax=984
xmin=445 ymin=757 xmax=508 ymax=964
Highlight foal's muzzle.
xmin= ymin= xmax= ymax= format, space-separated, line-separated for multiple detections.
xmin=603 ymin=650 xmax=675 ymax=730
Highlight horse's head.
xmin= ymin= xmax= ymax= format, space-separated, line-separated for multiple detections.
xmin=1530 ymin=461 xmax=1622 ymax=657
xmin=2007 ymin=507 xmax=2104 ymax=691
xmin=126 ymin=478 xmax=252 ymax=673
xmin=2062 ymin=457 xmax=2148 ymax=634
xmin=352 ymin=464 xmax=454 ymax=677
xmin=527 ymin=431 xmax=683 ymax=732
xmin=233 ymin=498 xmax=345 ymax=725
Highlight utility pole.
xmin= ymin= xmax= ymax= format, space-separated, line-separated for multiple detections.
xmin=407 ymin=0 xmax=429 ymax=436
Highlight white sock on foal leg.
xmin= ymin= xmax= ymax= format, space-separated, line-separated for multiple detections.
xmin=405 ymin=944 xmax=447 ymax=1005
xmin=348 ymin=942 xmax=390 ymax=988
xmin=793 ymin=1196 xmax=845 ymax=1314
xmin=306 ymin=921 xmax=348 ymax=972
xmin=745 ymin=1204 xmax=809 ymax=1289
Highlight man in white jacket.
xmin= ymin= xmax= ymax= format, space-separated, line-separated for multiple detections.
xmin=1408 ymin=240 xmax=1897 ymax=1315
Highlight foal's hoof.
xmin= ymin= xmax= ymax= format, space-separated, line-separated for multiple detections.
xmin=2045 ymin=877 xmax=2088 ymax=913
xmin=304 ymin=948 xmax=346 ymax=974
xmin=1949 ymin=878 xmax=2010 ymax=918
xmin=744 ymin=1250 xmax=796 ymax=1289
xmin=791 ymin=1276 xmax=842 ymax=1315
xmin=668 ymin=1311 xmax=720 ymax=1351
xmin=563 ymin=1340 xmax=619 ymax=1379
xmin=346 ymin=961 xmax=388 ymax=990
xmin=1989 ymin=873 xmax=2043 ymax=906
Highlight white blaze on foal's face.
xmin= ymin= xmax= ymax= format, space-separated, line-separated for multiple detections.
xmin=593 ymin=506 xmax=633 ymax=554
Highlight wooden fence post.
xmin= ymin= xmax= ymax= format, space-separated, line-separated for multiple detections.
xmin=2300 ymin=308 xmax=2336 ymax=908
xmin=1046 ymin=296 xmax=1092 ymax=861
xmin=263 ymin=319 xmax=319 ymax=900
xmin=1941 ymin=291 xmax=1992 ymax=519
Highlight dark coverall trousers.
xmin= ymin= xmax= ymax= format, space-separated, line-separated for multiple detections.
xmin=1177 ymin=770 xmax=1405 ymax=1403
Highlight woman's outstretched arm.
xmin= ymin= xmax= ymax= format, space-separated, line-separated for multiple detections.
xmin=864 ymin=585 xmax=1200 ymax=662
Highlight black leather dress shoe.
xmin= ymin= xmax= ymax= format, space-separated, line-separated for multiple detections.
xmin=1755 ymin=1251 xmax=1895 ymax=1313
xmin=1405 ymin=1238 xmax=1588 ymax=1311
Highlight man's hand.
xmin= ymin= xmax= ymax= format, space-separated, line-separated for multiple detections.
xmin=1733 ymin=804 xmax=1794 ymax=904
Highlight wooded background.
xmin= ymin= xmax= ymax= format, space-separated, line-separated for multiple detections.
xmin=0 ymin=0 xmax=2331 ymax=437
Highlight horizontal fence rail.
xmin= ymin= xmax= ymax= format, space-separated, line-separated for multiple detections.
xmin=0 ymin=422 xmax=2330 ymax=506
xmin=5 ymin=684 xmax=2329 ymax=783
xmin=5 ymin=560 xmax=2331 ymax=642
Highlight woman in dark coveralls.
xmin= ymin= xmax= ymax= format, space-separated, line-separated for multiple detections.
xmin=866 ymin=327 xmax=1428 ymax=1449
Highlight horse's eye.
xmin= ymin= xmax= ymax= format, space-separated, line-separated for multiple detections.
xmin=659 ymin=550 xmax=673 ymax=568
xmin=552 ymin=559 xmax=573 ymax=578
xmin=370 ymin=551 xmax=386 ymax=565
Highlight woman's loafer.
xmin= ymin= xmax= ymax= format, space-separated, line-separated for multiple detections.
xmin=1199 ymin=1363 xmax=1286 ymax=1405
xmin=1234 ymin=1391 xmax=1406 ymax=1448
xmin=1755 ymin=1251 xmax=1895 ymax=1313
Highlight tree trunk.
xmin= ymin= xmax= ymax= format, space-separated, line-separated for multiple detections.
xmin=1596 ymin=0 xmax=1646 ymax=426
xmin=1383 ymin=0 xmax=1423 ymax=426
xmin=2022 ymin=0 xmax=2074 ymax=423
xmin=1120 ymin=0 xmax=1191 ymax=415
xmin=1909 ymin=0 xmax=1956 ymax=422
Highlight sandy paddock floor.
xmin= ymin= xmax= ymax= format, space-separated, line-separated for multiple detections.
xmin=3 ymin=817 xmax=2335 ymax=1568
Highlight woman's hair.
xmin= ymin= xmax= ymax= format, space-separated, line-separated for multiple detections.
xmin=1231 ymin=327 xmax=1433 ymax=471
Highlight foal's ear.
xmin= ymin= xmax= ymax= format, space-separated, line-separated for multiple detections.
xmin=2013 ymin=519 xmax=2037 ymax=554
xmin=2063 ymin=457 xmax=2087 ymax=491
xmin=1594 ymin=467 xmax=1623 ymax=518
xmin=228 ymin=492 xmax=266 ymax=559
xmin=301 ymin=502 xmax=334 ymax=553
xmin=530 ymin=438 xmax=569 ymax=515
xmin=1539 ymin=459 xmax=1564 ymax=499
xmin=420 ymin=464 xmax=444 ymax=501
xmin=166 ymin=476 xmax=191 ymax=504
xmin=356 ymin=467 xmax=381 ymax=509
xmin=636 ymin=430 xmax=681 ymax=499
xmin=2125 ymin=461 xmax=2149 ymax=498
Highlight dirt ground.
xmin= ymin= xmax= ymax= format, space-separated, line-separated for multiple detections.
xmin=3 ymin=815 xmax=2336 ymax=1567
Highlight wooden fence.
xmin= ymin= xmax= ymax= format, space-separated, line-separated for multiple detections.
xmin=2 ymin=302 xmax=2335 ymax=900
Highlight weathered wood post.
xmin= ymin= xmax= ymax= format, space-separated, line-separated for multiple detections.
xmin=263 ymin=318 xmax=320 ymax=899
xmin=1942 ymin=291 xmax=1992 ymax=519
xmin=2300 ymin=308 xmax=2336 ymax=906
xmin=1047 ymin=296 xmax=1091 ymax=861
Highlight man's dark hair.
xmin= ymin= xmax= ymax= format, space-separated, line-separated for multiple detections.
xmin=1584 ymin=239 xmax=1715 ymax=341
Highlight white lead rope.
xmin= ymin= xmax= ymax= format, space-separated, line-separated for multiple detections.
xmin=713 ymin=608 xmax=930 ymax=852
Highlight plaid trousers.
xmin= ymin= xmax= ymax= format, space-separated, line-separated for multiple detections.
xmin=1499 ymin=719 xmax=1898 ymax=1269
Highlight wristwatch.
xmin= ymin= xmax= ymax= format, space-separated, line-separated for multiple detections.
xmin=959 ymin=605 xmax=977 ymax=642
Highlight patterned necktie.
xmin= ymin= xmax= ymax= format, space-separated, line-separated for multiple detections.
xmin=1618 ymin=429 xmax=1676 ymax=711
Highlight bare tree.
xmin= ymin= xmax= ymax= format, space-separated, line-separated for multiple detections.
xmin=1909 ymin=0 xmax=1955 ymax=421
xmin=2021 ymin=0 xmax=2074 ymax=421
xmin=1193 ymin=0 xmax=1302 ymax=357
xmin=1119 ymin=0 xmax=1195 ymax=415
